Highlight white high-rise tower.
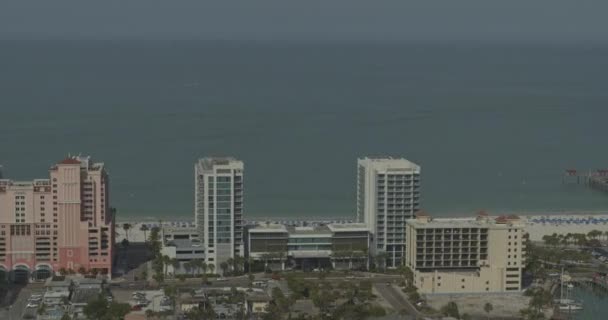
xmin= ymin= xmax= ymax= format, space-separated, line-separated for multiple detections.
xmin=357 ymin=156 xmax=421 ymax=268
xmin=195 ymin=157 xmax=244 ymax=272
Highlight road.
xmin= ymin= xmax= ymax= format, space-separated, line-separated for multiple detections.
xmin=374 ymin=283 xmax=419 ymax=319
xmin=6 ymin=286 xmax=36 ymax=320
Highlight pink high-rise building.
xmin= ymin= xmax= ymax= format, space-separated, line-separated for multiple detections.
xmin=0 ymin=156 xmax=114 ymax=282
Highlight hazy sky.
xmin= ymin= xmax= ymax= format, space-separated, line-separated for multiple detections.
xmin=1 ymin=0 xmax=607 ymax=42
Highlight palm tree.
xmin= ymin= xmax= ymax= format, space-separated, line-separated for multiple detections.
xmin=170 ymin=258 xmax=180 ymax=276
xmin=162 ymin=255 xmax=172 ymax=277
xmin=227 ymin=258 xmax=235 ymax=273
xmin=201 ymin=262 xmax=208 ymax=275
xmin=191 ymin=259 xmax=203 ymax=275
xmin=246 ymin=257 xmax=255 ymax=273
xmin=140 ymin=224 xmax=149 ymax=243
xmin=484 ymin=302 xmax=493 ymax=320
xmin=208 ymin=263 xmax=215 ymax=275
xmin=122 ymin=223 xmax=132 ymax=241
xmin=220 ymin=262 xmax=229 ymax=276
xmin=183 ymin=261 xmax=193 ymax=276
xmin=375 ymin=251 xmax=388 ymax=272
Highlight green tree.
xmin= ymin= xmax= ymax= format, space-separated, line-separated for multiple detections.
xmin=398 ymin=265 xmax=414 ymax=288
xmin=440 ymin=301 xmax=460 ymax=319
xmin=37 ymin=303 xmax=47 ymax=316
xmin=170 ymin=258 xmax=180 ymax=276
xmin=139 ymin=224 xmax=149 ymax=243
xmin=520 ymin=307 xmax=546 ymax=320
xmin=248 ymin=273 xmax=255 ymax=289
xmin=191 ymin=259 xmax=203 ymax=275
xmin=163 ymin=285 xmax=178 ymax=310
xmin=484 ymin=302 xmax=493 ymax=319
xmin=200 ymin=261 xmax=208 ymax=275
xmin=207 ymin=263 xmax=215 ymax=275
xmin=588 ymin=229 xmax=603 ymax=240
xmin=227 ymin=257 xmax=235 ymax=275
xmin=183 ymin=261 xmax=193 ymax=276
xmin=162 ymin=255 xmax=172 ymax=277
xmin=122 ymin=223 xmax=132 ymax=241
xmin=108 ymin=302 xmax=131 ymax=319
xmin=220 ymin=262 xmax=229 ymax=276
xmin=83 ymin=295 xmax=109 ymax=320
xmin=374 ymin=251 xmax=388 ymax=272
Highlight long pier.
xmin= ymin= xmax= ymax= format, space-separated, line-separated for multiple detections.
xmin=563 ymin=169 xmax=608 ymax=193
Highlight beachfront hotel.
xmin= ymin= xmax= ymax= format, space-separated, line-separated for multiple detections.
xmin=405 ymin=211 xmax=525 ymax=294
xmin=357 ymin=156 xmax=421 ymax=268
xmin=0 ymin=156 xmax=114 ymax=282
xmin=194 ymin=157 xmax=244 ymax=272
xmin=246 ymin=222 xmax=370 ymax=271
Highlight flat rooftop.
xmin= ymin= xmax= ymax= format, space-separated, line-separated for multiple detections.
xmin=166 ymin=238 xmax=203 ymax=249
xmin=287 ymin=225 xmax=332 ymax=235
xmin=326 ymin=223 xmax=369 ymax=233
xmin=358 ymin=156 xmax=420 ymax=171
xmin=197 ymin=157 xmax=242 ymax=171
xmin=407 ymin=216 xmax=521 ymax=229
xmin=250 ymin=222 xmax=369 ymax=234
xmin=249 ymin=223 xmax=288 ymax=233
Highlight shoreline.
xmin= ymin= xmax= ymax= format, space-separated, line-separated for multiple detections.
xmin=115 ymin=210 xmax=608 ymax=223
xmin=114 ymin=211 xmax=608 ymax=243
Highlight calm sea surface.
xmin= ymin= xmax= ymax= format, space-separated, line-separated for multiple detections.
xmin=1 ymin=40 xmax=607 ymax=218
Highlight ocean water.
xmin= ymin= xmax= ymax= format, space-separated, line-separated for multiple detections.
xmin=569 ymin=286 xmax=608 ymax=320
xmin=0 ymin=40 xmax=607 ymax=219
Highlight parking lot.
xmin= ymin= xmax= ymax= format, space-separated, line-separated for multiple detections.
xmin=8 ymin=286 xmax=45 ymax=320
xmin=113 ymin=289 xmax=173 ymax=314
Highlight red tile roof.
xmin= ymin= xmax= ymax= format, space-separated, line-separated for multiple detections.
xmin=415 ymin=210 xmax=430 ymax=217
xmin=477 ymin=210 xmax=489 ymax=217
xmin=495 ymin=215 xmax=508 ymax=223
xmin=58 ymin=158 xmax=81 ymax=165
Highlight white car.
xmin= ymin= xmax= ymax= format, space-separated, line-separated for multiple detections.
xmin=26 ymin=303 xmax=39 ymax=308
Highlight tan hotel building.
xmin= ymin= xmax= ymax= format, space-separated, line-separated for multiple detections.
xmin=405 ymin=211 xmax=525 ymax=294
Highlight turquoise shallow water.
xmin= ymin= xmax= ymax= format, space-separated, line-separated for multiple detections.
xmin=1 ymin=40 xmax=607 ymax=218
xmin=569 ymin=286 xmax=608 ymax=320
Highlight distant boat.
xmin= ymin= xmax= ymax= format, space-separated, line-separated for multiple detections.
xmin=558 ymin=302 xmax=583 ymax=311
xmin=558 ymin=269 xmax=583 ymax=312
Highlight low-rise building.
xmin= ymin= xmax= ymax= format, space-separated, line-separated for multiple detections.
xmin=405 ymin=211 xmax=526 ymax=294
xmin=160 ymin=238 xmax=205 ymax=275
xmin=245 ymin=292 xmax=271 ymax=315
xmin=247 ymin=223 xmax=370 ymax=271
